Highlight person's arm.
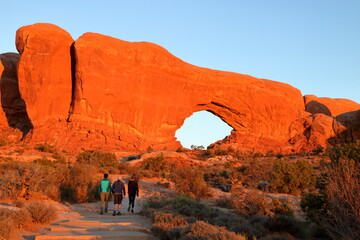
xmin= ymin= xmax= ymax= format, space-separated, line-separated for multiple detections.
xmin=122 ymin=182 xmax=126 ymax=196
xmin=136 ymin=181 xmax=139 ymax=196
xmin=108 ymin=181 xmax=112 ymax=193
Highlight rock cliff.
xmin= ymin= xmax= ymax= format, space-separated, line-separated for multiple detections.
xmin=0 ymin=23 xmax=358 ymax=153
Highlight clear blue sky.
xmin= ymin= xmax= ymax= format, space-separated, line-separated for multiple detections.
xmin=1 ymin=1 xmax=359 ymax=148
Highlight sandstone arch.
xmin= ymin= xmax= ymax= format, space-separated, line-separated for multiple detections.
xmin=175 ymin=110 xmax=233 ymax=148
xmin=7 ymin=23 xmax=359 ymax=153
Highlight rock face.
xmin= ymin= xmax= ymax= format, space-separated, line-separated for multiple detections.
xmin=16 ymin=23 xmax=74 ymax=127
xmin=304 ymin=95 xmax=360 ymax=117
xmin=69 ymin=32 xmax=305 ymax=152
xmin=0 ymin=52 xmax=32 ymax=137
xmin=0 ymin=23 xmax=358 ymax=153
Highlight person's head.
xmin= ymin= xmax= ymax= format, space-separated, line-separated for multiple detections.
xmin=104 ymin=173 xmax=108 ymax=179
xmin=130 ymin=174 xmax=137 ymax=180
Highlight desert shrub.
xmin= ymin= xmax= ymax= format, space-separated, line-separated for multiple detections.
xmin=169 ymin=166 xmax=213 ymax=198
xmin=12 ymin=199 xmax=25 ymax=208
xmin=230 ymin=190 xmax=272 ymax=217
xmin=243 ymin=158 xmax=274 ymax=189
xmin=328 ymin=140 xmax=360 ymax=163
xmin=76 ymin=151 xmax=118 ymax=168
xmin=147 ymin=146 xmax=154 ymax=153
xmin=300 ymin=193 xmax=326 ymax=223
xmin=141 ymin=153 xmax=169 ymax=173
xmin=270 ymin=159 xmax=315 ymax=195
xmin=51 ymin=152 xmax=67 ymax=164
xmin=264 ymin=215 xmax=313 ymax=239
xmin=26 ymin=202 xmax=57 ymax=225
xmin=299 ymin=142 xmax=360 ymax=239
xmin=182 ymin=220 xmax=247 ymax=240
xmin=176 ymin=147 xmax=183 ymax=153
xmin=0 ymin=209 xmax=16 ymax=240
xmin=201 ymin=149 xmax=213 ymax=158
xmin=322 ymin=158 xmax=360 ymax=239
xmin=153 ymin=212 xmax=188 ymax=232
xmin=214 ymin=149 xmax=229 ymax=156
xmin=271 ymin=199 xmax=294 ymax=216
xmin=34 ymin=143 xmax=56 ymax=153
xmin=60 ymin=164 xmax=99 ymax=202
xmin=33 ymin=157 xmax=55 ymax=166
xmin=141 ymin=195 xmax=321 ymax=240
xmin=0 ymin=162 xmax=68 ymax=200
xmin=216 ymin=195 xmax=233 ymax=209
xmin=0 ymin=138 xmax=7 ymax=147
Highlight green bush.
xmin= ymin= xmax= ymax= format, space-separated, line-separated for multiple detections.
xmin=328 ymin=140 xmax=360 ymax=163
xmin=270 ymin=160 xmax=315 ymax=195
xmin=169 ymin=167 xmax=212 ymax=198
xmin=141 ymin=153 xmax=169 ymax=173
xmin=76 ymin=151 xmax=118 ymax=168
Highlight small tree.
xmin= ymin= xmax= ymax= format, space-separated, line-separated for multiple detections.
xmin=270 ymin=159 xmax=315 ymax=195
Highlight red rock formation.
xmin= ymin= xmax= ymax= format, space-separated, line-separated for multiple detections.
xmin=16 ymin=23 xmax=74 ymax=127
xmin=0 ymin=23 xmax=357 ymax=153
xmin=0 ymin=52 xmax=32 ymax=134
xmin=69 ymin=32 xmax=305 ymax=152
xmin=304 ymin=95 xmax=360 ymax=117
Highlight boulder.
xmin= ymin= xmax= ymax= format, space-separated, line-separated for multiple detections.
xmin=304 ymin=95 xmax=360 ymax=117
xmin=16 ymin=23 xmax=74 ymax=127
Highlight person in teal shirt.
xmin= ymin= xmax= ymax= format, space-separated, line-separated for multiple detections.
xmin=98 ymin=173 xmax=111 ymax=214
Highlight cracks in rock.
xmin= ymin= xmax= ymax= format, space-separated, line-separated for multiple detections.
xmin=67 ymin=42 xmax=77 ymax=122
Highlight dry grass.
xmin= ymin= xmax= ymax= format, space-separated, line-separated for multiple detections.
xmin=323 ymin=159 xmax=360 ymax=239
xmin=26 ymin=202 xmax=57 ymax=225
xmin=182 ymin=220 xmax=247 ymax=240
xmin=0 ymin=208 xmax=32 ymax=240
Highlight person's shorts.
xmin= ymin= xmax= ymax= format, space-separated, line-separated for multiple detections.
xmin=114 ymin=193 xmax=123 ymax=204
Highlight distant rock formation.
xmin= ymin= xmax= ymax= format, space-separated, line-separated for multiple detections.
xmin=304 ymin=95 xmax=359 ymax=117
xmin=0 ymin=23 xmax=358 ymax=153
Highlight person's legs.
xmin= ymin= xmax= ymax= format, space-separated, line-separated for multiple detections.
xmin=128 ymin=195 xmax=136 ymax=212
xmin=128 ymin=195 xmax=133 ymax=212
xmin=100 ymin=192 xmax=105 ymax=214
xmin=113 ymin=204 xmax=118 ymax=216
xmin=104 ymin=192 xmax=109 ymax=213
xmin=117 ymin=195 xmax=123 ymax=215
xmin=131 ymin=195 xmax=136 ymax=209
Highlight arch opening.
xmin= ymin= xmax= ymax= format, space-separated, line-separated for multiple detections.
xmin=175 ymin=110 xmax=233 ymax=149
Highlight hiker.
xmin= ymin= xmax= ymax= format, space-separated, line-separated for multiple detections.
xmin=111 ymin=176 xmax=126 ymax=216
xmin=98 ymin=173 xmax=111 ymax=214
xmin=127 ymin=174 xmax=139 ymax=213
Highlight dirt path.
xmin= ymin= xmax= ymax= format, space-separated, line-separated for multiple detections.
xmin=33 ymin=200 xmax=158 ymax=240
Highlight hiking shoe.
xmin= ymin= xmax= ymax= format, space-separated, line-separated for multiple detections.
xmin=131 ymin=209 xmax=134 ymax=213
xmin=100 ymin=211 xmax=103 ymax=215
xmin=117 ymin=212 xmax=122 ymax=215
xmin=105 ymin=208 xmax=108 ymax=213
xmin=112 ymin=211 xmax=116 ymax=216
xmin=127 ymin=206 xmax=131 ymax=212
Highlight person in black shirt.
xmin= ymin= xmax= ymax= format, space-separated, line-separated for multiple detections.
xmin=127 ymin=174 xmax=139 ymax=213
